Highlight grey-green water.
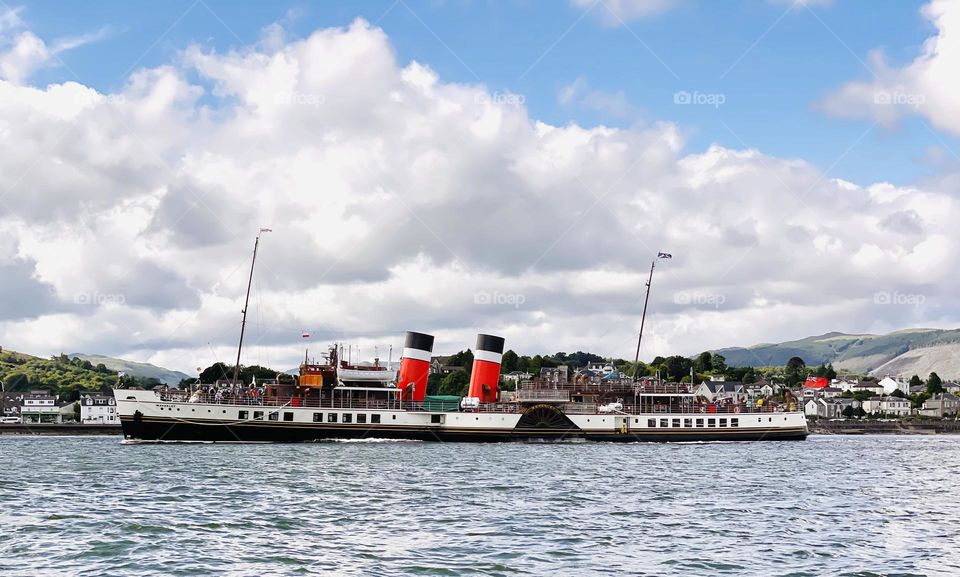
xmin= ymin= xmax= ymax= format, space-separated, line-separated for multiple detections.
xmin=0 ymin=435 xmax=958 ymax=576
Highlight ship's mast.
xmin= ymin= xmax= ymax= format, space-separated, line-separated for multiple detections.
xmin=232 ymin=228 xmax=271 ymax=385
xmin=633 ymin=252 xmax=671 ymax=380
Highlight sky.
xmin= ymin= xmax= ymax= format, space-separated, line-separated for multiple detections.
xmin=1 ymin=0 xmax=959 ymax=374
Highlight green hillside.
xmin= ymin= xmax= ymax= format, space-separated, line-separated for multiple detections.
xmin=0 ymin=350 xmax=120 ymax=401
xmin=69 ymin=353 xmax=191 ymax=385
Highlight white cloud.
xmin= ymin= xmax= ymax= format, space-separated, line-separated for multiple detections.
xmin=1 ymin=17 xmax=959 ymax=374
xmin=571 ymin=0 xmax=680 ymax=25
xmin=559 ymin=76 xmax=638 ymax=119
xmin=820 ymin=0 xmax=960 ymax=135
xmin=0 ymin=7 xmax=109 ymax=84
xmin=768 ymin=0 xmax=834 ymax=8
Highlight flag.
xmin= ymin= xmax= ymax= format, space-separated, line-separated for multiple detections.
xmin=657 ymin=252 xmax=672 ymax=259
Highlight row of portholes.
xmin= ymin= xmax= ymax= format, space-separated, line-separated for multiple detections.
xmin=158 ymin=406 xmax=227 ymax=414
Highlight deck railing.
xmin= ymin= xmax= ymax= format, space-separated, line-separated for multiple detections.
xmin=154 ymin=391 xmax=794 ymax=416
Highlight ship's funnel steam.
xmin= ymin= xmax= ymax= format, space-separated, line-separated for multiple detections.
xmin=398 ymin=331 xmax=434 ymax=402
xmin=468 ymin=334 xmax=505 ymax=403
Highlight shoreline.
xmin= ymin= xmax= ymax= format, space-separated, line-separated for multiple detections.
xmin=0 ymin=424 xmax=122 ymax=436
xmin=3 ymin=422 xmax=960 ymax=437
xmin=809 ymin=420 xmax=960 ymax=435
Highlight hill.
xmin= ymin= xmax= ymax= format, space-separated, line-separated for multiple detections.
xmin=0 ymin=350 xmax=119 ymax=400
xmin=69 ymin=353 xmax=191 ymax=385
xmin=715 ymin=328 xmax=960 ymax=377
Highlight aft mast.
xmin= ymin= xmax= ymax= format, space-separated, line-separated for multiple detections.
xmin=632 ymin=251 xmax=672 ymax=380
xmin=232 ymin=228 xmax=272 ymax=386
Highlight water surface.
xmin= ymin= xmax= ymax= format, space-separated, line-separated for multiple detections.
xmin=0 ymin=435 xmax=957 ymax=576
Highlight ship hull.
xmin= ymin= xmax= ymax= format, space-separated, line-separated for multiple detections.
xmin=119 ymin=415 xmax=808 ymax=443
xmin=115 ymin=390 xmax=808 ymax=443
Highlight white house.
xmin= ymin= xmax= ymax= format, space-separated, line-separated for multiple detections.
xmin=850 ymin=381 xmax=885 ymax=396
xmin=695 ymin=381 xmax=746 ymax=404
xmin=879 ymin=376 xmax=910 ymax=396
xmin=879 ymin=397 xmax=912 ymax=416
xmin=833 ymin=378 xmax=859 ymax=392
xmin=804 ymin=399 xmax=819 ymax=417
xmin=861 ymin=397 xmax=884 ymax=415
xmin=862 ymin=396 xmax=911 ymax=416
xmin=20 ymin=391 xmax=61 ymax=423
xmin=80 ymin=393 xmax=117 ymax=424
xmin=820 ymin=387 xmax=843 ymax=399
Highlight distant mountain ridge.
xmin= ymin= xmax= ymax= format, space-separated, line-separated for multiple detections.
xmin=714 ymin=328 xmax=960 ymax=378
xmin=69 ymin=353 xmax=191 ymax=385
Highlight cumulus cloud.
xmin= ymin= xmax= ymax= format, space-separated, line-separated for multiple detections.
xmin=0 ymin=17 xmax=958 ymax=373
xmin=820 ymin=0 xmax=960 ymax=135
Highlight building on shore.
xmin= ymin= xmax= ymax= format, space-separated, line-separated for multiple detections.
xmin=695 ymin=381 xmax=746 ymax=404
xmin=80 ymin=393 xmax=118 ymax=424
xmin=20 ymin=390 xmax=62 ymax=424
xmin=861 ymin=396 xmax=912 ymax=417
xmin=918 ymin=393 xmax=960 ymax=418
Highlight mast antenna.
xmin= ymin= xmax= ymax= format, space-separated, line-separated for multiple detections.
xmin=232 ymin=228 xmax=271 ymax=385
xmin=633 ymin=251 xmax=671 ymax=380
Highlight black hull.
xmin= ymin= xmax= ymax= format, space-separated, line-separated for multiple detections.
xmin=121 ymin=417 xmax=808 ymax=443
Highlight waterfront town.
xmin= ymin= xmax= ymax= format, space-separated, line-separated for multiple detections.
xmin=6 ymin=354 xmax=955 ymax=427
xmin=7 ymin=357 xmax=960 ymax=425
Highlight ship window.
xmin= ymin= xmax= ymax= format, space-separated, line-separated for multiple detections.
xmin=268 ymin=412 xmax=279 ymax=421
xmin=648 ymin=419 xmax=656 ymax=428
xmin=672 ymin=419 xmax=680 ymax=428
xmin=708 ymin=418 xmax=716 ymax=427
xmin=684 ymin=418 xmax=692 ymax=428
xmin=392 ymin=415 xmax=397 ymax=420
xmin=719 ymin=418 xmax=727 ymax=428
xmin=431 ymin=415 xmax=442 ymax=424
xmin=313 ymin=413 xmax=323 ymax=422
xmin=371 ymin=414 xmax=381 ymax=424
xmin=253 ymin=411 xmax=264 ymax=420
xmin=238 ymin=411 xmax=248 ymax=420
xmin=283 ymin=412 xmax=294 ymax=422
xmin=731 ymin=418 xmax=739 ymax=428
xmin=327 ymin=413 xmax=338 ymax=423
xmin=659 ymin=419 xmax=668 ymax=428
xmin=343 ymin=414 xmax=352 ymax=424
xmin=696 ymin=418 xmax=704 ymax=427
xmin=357 ymin=414 xmax=367 ymax=424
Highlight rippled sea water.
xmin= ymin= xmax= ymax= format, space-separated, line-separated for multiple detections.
xmin=1 ymin=435 xmax=959 ymax=576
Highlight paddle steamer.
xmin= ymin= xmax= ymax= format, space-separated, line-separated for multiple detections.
xmin=115 ymin=236 xmax=807 ymax=442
